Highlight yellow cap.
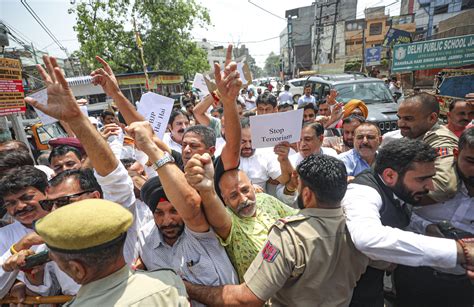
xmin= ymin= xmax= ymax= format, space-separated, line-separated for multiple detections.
xmin=35 ymin=199 xmax=132 ymax=253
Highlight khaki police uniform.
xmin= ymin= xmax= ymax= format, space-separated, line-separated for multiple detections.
xmin=64 ymin=266 xmax=189 ymax=307
xmin=35 ymin=199 xmax=190 ymax=307
xmin=243 ymin=207 xmax=368 ymax=307
xmin=422 ymin=124 xmax=459 ymax=202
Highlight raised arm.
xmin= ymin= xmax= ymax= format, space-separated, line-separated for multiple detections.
xmin=25 ymin=55 xmax=117 ymax=176
xmin=216 ymin=45 xmax=242 ymax=170
xmin=91 ymin=56 xmax=145 ymax=124
xmin=91 ymin=56 xmax=172 ymax=155
xmin=273 ymin=142 xmax=292 ymax=184
xmin=193 ymin=94 xmax=214 ymax=126
xmin=185 ymin=153 xmax=232 ymax=239
xmin=127 ymin=121 xmax=207 ymax=233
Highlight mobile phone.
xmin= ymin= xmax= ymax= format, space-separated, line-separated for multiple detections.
xmin=22 ymin=250 xmax=51 ymax=270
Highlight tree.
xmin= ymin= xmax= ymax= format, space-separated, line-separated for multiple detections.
xmin=264 ymin=52 xmax=280 ymax=77
xmin=69 ymin=0 xmax=211 ymax=79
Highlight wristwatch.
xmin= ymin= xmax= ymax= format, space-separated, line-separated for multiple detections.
xmin=151 ymin=152 xmax=175 ymax=171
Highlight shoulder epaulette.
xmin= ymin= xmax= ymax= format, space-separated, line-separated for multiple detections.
xmin=273 ymin=214 xmax=308 ymax=230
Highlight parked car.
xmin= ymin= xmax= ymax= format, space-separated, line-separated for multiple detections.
xmin=286 ymin=77 xmax=307 ymax=103
xmin=305 ymin=74 xmax=398 ymax=134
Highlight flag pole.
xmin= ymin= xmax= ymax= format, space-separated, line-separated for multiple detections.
xmin=133 ymin=16 xmax=150 ymax=91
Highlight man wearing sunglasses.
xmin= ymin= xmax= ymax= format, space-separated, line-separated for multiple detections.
xmin=1 ymin=55 xmax=139 ymax=299
xmin=40 ymin=169 xmax=102 ymax=212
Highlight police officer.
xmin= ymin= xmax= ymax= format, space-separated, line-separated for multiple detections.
xmin=35 ymin=199 xmax=189 ymax=306
xmin=397 ymin=93 xmax=459 ymax=203
xmin=183 ymin=154 xmax=368 ymax=306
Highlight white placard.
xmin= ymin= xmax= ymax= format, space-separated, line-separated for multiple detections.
xmin=137 ymin=92 xmax=174 ymax=140
xmin=28 ymin=89 xmax=58 ymax=125
xmin=236 ymin=62 xmax=248 ymax=85
xmin=249 ymin=109 xmax=303 ymax=148
xmin=79 ymin=105 xmax=89 ymax=117
xmin=192 ymin=73 xmax=209 ymax=97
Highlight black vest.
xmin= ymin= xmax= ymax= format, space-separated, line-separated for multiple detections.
xmin=352 ymin=169 xmax=410 ymax=228
xmin=349 ymin=169 xmax=410 ymax=307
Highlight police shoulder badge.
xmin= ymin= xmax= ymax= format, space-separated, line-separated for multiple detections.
xmin=262 ymin=241 xmax=280 ymax=263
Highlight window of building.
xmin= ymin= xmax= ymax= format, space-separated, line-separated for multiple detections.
xmin=369 ymin=22 xmax=382 ymax=35
xmin=434 ymin=4 xmax=449 ymax=15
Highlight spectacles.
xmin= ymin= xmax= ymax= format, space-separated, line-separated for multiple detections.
xmin=39 ymin=190 xmax=95 ymax=211
xmin=355 ymin=134 xmax=377 ymax=140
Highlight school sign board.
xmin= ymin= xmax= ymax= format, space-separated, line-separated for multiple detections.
xmin=0 ymin=58 xmax=25 ymax=116
xmin=392 ymin=34 xmax=474 ymax=72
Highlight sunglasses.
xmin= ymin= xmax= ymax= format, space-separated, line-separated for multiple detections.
xmin=39 ymin=190 xmax=95 ymax=211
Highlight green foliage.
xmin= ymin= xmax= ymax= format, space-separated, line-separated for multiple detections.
xmin=69 ymin=0 xmax=211 ymax=78
xmin=344 ymin=60 xmax=362 ymax=72
xmin=264 ymin=52 xmax=280 ymax=77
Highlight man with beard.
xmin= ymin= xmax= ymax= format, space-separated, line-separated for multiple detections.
xmin=338 ymin=122 xmax=382 ymax=177
xmin=446 ymin=99 xmax=473 ymax=138
xmin=183 ymin=155 xmax=368 ymax=306
xmin=184 ymin=153 xmax=298 ymax=281
xmin=326 ymin=115 xmax=365 ymax=154
xmin=127 ymin=121 xmax=238 ymax=307
xmin=238 ymin=118 xmax=290 ymax=193
xmin=396 ymin=127 xmax=474 ymax=306
xmin=343 ymin=138 xmax=474 ymax=307
xmin=397 ymin=93 xmax=459 ymax=203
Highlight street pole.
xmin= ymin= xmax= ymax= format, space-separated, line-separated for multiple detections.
xmin=361 ymin=20 xmax=366 ymax=73
xmin=314 ymin=3 xmax=323 ymax=71
xmin=329 ymin=0 xmax=340 ymax=63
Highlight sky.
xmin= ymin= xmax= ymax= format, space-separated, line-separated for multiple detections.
xmin=0 ymin=0 xmax=401 ymax=68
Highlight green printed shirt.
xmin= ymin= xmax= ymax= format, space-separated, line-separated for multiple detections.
xmin=218 ymin=193 xmax=298 ymax=281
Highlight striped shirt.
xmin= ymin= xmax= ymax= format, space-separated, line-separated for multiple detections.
xmin=138 ymin=221 xmax=238 ymax=288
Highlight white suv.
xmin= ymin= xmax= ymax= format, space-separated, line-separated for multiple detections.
xmin=287 ymin=78 xmax=306 ymax=103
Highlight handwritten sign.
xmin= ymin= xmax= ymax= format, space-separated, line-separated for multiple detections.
xmin=137 ymin=92 xmax=174 ymax=140
xmin=249 ymin=109 xmax=303 ymax=148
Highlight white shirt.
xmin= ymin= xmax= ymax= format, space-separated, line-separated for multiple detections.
xmin=381 ymin=129 xmax=402 ymax=148
xmin=408 ymin=181 xmax=473 ymax=274
xmin=297 ymin=95 xmax=316 ymax=107
xmin=214 ymin=137 xmax=226 ymax=158
xmin=0 ymin=222 xmax=34 ymax=298
xmin=162 ymin=132 xmax=182 ymax=153
xmin=342 ymin=183 xmax=458 ymax=268
xmin=245 ymin=96 xmax=257 ymax=110
xmin=289 ymin=147 xmax=338 ymax=168
xmin=94 ymin=164 xmax=138 ymax=265
xmin=239 ymin=148 xmax=282 ymax=192
xmin=35 ymin=165 xmax=55 ymax=180
xmin=278 ymin=91 xmax=293 ymax=103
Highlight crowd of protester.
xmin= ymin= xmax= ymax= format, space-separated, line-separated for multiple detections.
xmin=0 ymin=45 xmax=473 ymax=306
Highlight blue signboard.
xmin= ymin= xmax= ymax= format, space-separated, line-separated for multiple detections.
xmin=384 ymin=28 xmax=412 ymax=47
xmin=365 ymin=47 xmax=382 ymax=66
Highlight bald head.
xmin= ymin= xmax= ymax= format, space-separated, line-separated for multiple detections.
xmin=401 ymin=93 xmax=439 ymax=116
